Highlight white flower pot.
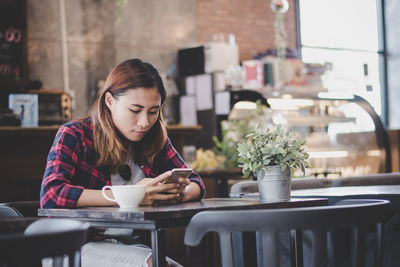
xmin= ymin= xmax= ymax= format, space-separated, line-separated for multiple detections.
xmin=256 ymin=166 xmax=291 ymax=202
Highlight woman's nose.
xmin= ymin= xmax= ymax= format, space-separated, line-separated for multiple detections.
xmin=138 ymin=114 xmax=149 ymax=128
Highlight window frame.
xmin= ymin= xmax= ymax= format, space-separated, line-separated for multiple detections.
xmin=294 ymin=0 xmax=389 ymax=127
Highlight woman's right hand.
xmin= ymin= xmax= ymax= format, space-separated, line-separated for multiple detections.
xmin=136 ymin=171 xmax=181 ymax=205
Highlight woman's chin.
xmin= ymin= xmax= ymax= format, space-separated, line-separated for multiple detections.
xmin=125 ymin=133 xmax=145 ymax=142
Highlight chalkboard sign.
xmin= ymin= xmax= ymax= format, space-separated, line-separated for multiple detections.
xmin=0 ymin=0 xmax=27 ymax=92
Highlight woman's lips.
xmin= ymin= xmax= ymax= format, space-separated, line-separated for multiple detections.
xmin=133 ymin=130 xmax=147 ymax=136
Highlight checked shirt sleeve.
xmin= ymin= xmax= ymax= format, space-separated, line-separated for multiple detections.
xmin=40 ymin=124 xmax=85 ymax=208
xmin=155 ymin=138 xmax=206 ymax=199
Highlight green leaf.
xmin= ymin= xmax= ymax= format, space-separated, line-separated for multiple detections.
xmin=237 ymin=124 xmax=309 ymax=178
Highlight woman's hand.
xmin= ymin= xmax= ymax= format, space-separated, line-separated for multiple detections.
xmin=163 ymin=177 xmax=191 ymax=203
xmin=136 ymin=171 xmax=186 ymax=205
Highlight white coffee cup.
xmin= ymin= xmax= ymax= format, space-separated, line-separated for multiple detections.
xmin=101 ymin=184 xmax=146 ymax=208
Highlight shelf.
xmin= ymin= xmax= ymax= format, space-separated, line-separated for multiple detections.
xmin=0 ymin=126 xmax=59 ymax=136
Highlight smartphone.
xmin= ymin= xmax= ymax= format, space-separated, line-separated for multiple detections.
xmin=163 ymin=168 xmax=192 ymax=184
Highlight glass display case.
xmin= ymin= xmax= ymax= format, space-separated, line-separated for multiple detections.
xmin=224 ymin=90 xmax=390 ymax=177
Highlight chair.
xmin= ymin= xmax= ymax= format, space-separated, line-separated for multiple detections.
xmin=229 ymin=180 xmax=259 ymax=197
xmin=0 ymin=218 xmax=89 ymax=267
xmin=184 ymin=199 xmax=390 ymax=267
xmin=0 ymin=205 xmax=22 ymax=217
xmin=0 ymin=200 xmax=40 ymax=217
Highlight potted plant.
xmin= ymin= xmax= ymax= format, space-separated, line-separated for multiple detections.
xmin=237 ymin=124 xmax=309 ymax=202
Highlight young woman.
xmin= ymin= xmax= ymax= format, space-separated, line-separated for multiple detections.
xmin=40 ymin=58 xmax=205 ymax=266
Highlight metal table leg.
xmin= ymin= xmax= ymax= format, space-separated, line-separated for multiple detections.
xmin=151 ymin=229 xmax=166 ymax=267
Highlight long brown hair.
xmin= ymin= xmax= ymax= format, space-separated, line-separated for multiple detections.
xmin=90 ymin=58 xmax=167 ymax=173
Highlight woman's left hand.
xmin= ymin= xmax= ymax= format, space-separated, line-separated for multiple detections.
xmin=163 ymin=177 xmax=191 ymax=203
xmin=161 ymin=177 xmax=202 ymax=204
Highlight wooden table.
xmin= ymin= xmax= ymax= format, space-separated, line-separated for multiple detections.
xmin=234 ymin=185 xmax=400 ymax=210
xmin=38 ymin=198 xmax=327 ymax=267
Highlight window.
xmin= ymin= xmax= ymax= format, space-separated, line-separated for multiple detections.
xmin=297 ymin=0 xmax=385 ymax=122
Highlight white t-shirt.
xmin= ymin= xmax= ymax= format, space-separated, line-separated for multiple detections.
xmin=110 ymin=159 xmax=146 ymax=185
xmin=107 ymin=154 xmax=146 ymax=237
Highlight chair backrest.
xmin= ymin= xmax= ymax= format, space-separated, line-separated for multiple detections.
xmin=184 ymin=199 xmax=390 ymax=267
xmin=230 ymin=181 xmax=259 ymax=196
xmin=0 ymin=218 xmax=89 ymax=266
xmin=0 ymin=205 xmax=23 ymax=217
xmin=0 ymin=200 xmax=40 ymax=217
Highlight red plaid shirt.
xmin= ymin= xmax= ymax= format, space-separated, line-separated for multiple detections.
xmin=40 ymin=119 xmax=205 ymax=208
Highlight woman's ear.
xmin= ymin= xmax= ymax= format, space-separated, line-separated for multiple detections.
xmin=105 ymin=92 xmax=113 ymax=110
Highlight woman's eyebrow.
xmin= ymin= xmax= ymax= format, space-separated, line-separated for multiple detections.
xmin=130 ymin=104 xmax=160 ymax=109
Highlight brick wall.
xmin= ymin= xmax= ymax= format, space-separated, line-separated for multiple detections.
xmin=197 ymin=0 xmax=297 ymax=61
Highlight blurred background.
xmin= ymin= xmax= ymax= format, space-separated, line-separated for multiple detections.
xmin=1 ymin=0 xmax=400 ymax=197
